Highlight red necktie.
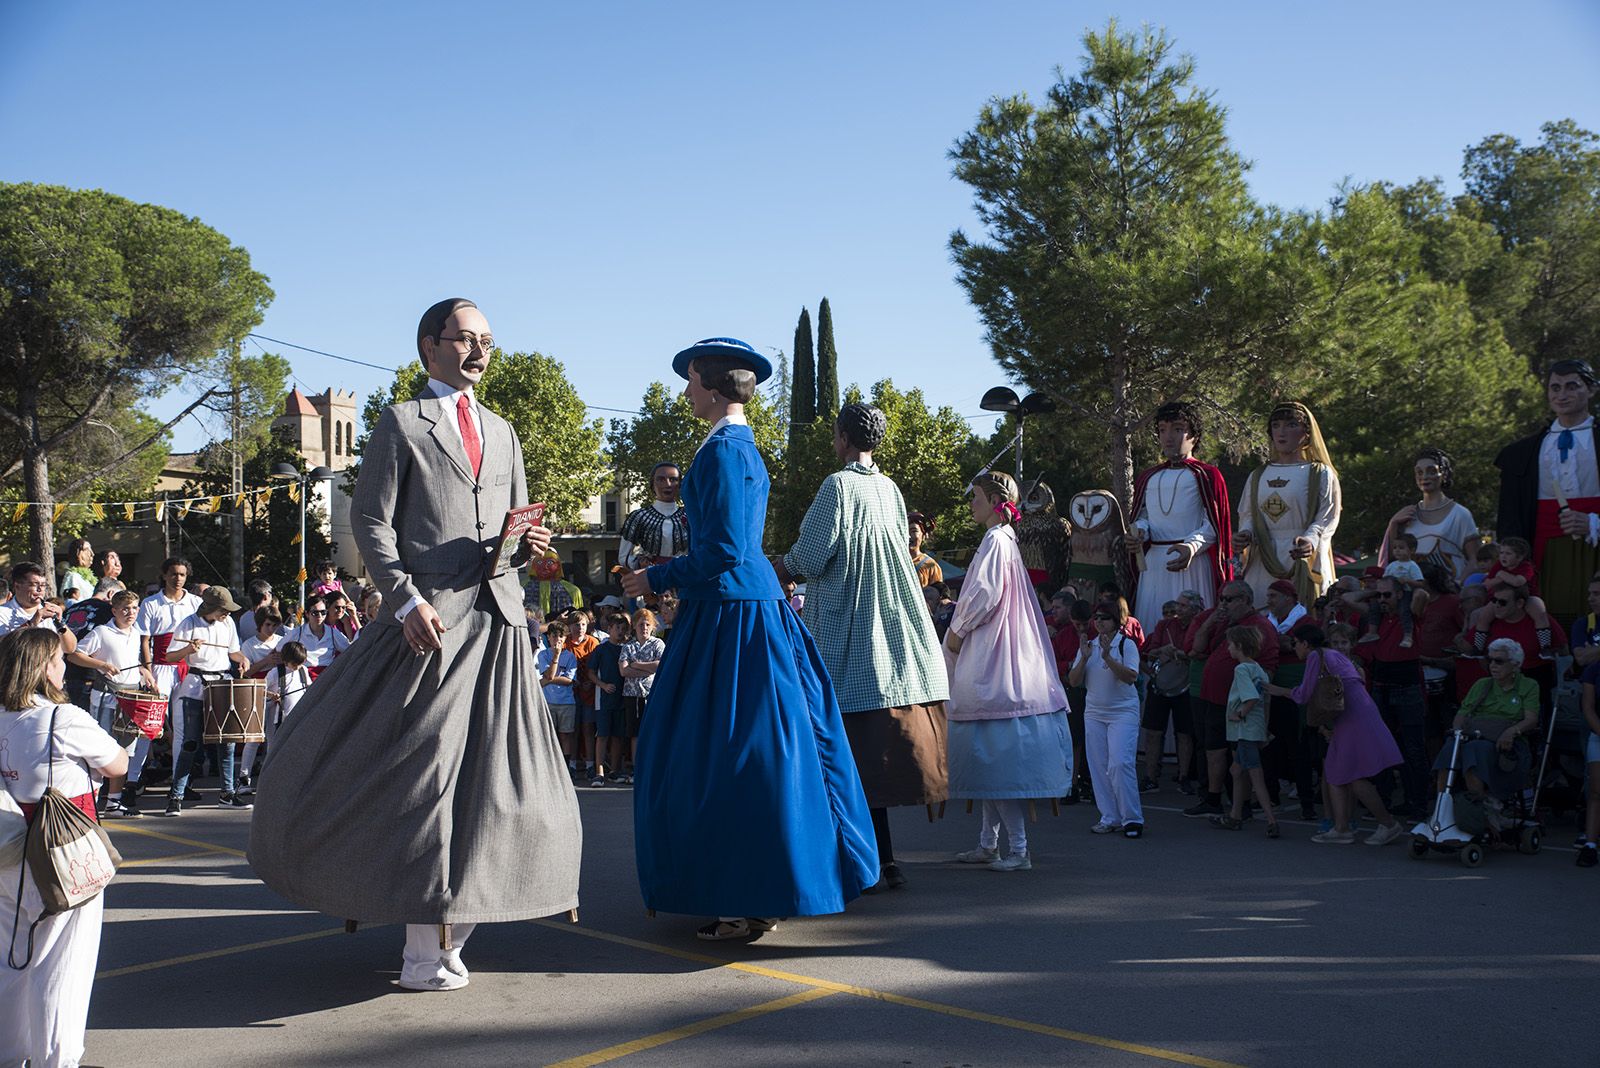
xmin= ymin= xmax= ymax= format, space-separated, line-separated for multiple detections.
xmin=457 ymin=393 xmax=482 ymax=479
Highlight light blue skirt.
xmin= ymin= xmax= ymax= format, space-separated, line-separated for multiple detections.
xmin=947 ymin=709 xmax=1074 ymax=800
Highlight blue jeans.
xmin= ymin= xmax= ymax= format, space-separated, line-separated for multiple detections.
xmin=1371 ymin=681 xmax=1428 ymax=811
xmin=171 ymin=697 xmax=236 ymax=799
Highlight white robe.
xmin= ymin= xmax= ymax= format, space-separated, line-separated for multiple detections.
xmin=1133 ymin=467 xmax=1218 ymax=633
xmin=1236 ymin=462 xmax=1341 ymax=606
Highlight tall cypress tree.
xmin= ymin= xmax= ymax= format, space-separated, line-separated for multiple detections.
xmin=815 ymin=297 xmax=839 ymax=418
xmin=789 ymin=307 xmax=816 ymax=447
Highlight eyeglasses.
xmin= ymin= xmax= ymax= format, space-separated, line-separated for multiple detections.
xmin=437 ymin=332 xmax=493 ymax=353
xmin=1487 ymin=656 xmax=1511 ymax=665
xmin=1493 ymin=598 xmax=1514 ymax=607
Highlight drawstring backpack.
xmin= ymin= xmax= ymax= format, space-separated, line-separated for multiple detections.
xmin=5 ymin=704 xmax=123 ymax=968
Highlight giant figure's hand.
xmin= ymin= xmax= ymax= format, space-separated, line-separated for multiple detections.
xmin=522 ymin=524 xmax=554 ymax=557
xmin=620 ymin=569 xmax=651 ymax=598
xmin=404 ymin=602 xmax=446 ymax=655
xmin=1290 ymin=536 xmax=1315 ymax=560
xmin=1165 ymin=544 xmax=1195 ymax=572
xmin=1559 ymin=507 xmax=1591 ymax=538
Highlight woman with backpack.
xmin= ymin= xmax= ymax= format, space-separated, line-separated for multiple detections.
xmin=1267 ymin=623 xmax=1404 ymax=845
xmin=1070 ymin=595 xmax=1145 ymax=838
xmin=1 ymin=626 xmax=127 ymax=1068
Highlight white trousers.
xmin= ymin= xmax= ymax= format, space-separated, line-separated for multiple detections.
xmin=0 ymin=864 xmax=103 ymax=1068
xmin=89 ymin=692 xmax=148 ymax=785
xmin=978 ymin=799 xmax=1028 ymax=854
xmin=402 ymin=922 xmax=476 ymax=970
xmin=1085 ymin=709 xmax=1144 ymax=827
xmin=151 ymin=663 xmax=183 ymax=776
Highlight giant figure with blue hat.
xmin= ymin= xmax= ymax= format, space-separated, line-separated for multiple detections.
xmin=621 ymin=337 xmax=878 ymax=941
xmin=1495 ymin=358 xmax=1600 ymax=622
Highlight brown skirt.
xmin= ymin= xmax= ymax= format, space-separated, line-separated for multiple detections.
xmin=842 ymin=703 xmax=948 ymax=808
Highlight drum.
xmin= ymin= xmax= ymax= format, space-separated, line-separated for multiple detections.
xmin=1153 ymin=658 xmax=1190 ymax=697
xmin=114 ymin=691 xmax=168 ymax=740
xmin=203 ymin=679 xmax=267 ymax=743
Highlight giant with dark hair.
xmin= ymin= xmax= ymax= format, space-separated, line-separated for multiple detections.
xmin=1153 ymin=400 xmax=1205 ymax=448
xmin=692 ymin=354 xmax=756 ymax=403
xmin=416 ymin=297 xmax=479 ymax=364
xmin=836 ymin=403 xmax=888 ymax=452
xmin=1546 ymin=358 xmax=1599 ymax=388
xmin=1415 ymin=446 xmax=1455 ymax=490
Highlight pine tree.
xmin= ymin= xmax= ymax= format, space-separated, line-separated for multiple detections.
xmin=815 ymin=297 xmax=839 ymax=418
xmin=789 ymin=307 xmax=816 ymax=448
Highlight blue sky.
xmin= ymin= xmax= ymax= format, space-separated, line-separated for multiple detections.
xmin=3 ymin=1 xmax=1597 ymax=453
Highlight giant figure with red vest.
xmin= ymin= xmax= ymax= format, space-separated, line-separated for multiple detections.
xmin=1495 ymin=358 xmax=1600 ymax=624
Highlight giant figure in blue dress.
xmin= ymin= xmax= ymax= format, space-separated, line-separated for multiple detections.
xmin=621 ymin=337 xmax=878 ymax=941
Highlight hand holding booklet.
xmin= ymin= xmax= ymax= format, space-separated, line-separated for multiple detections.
xmin=491 ymin=502 xmax=547 ymax=578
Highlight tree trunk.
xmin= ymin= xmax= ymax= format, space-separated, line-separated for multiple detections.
xmin=19 ymin=385 xmax=56 ymax=589
xmin=1107 ymin=349 xmax=1135 ymax=515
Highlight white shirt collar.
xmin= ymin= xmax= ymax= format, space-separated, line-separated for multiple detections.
xmin=698 ymin=411 xmax=748 ymax=454
xmin=425 ymin=378 xmax=476 ymax=407
xmin=1549 ymin=417 xmax=1594 ymax=434
xmin=650 ymin=500 xmax=681 ymax=516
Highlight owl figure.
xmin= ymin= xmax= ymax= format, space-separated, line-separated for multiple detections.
xmin=1065 ymin=489 xmax=1135 ymax=598
xmin=1017 ymin=479 xmax=1074 ymax=592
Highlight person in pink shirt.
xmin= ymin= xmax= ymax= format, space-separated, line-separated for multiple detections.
xmin=943 ymin=471 xmax=1074 ymax=872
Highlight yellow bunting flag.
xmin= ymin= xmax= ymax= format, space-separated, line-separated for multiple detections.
xmin=291 ymin=532 xmax=302 ymax=545
xmin=90 ymin=502 xmax=105 ymax=521
xmin=296 ymin=567 xmax=308 ymax=584
xmin=207 ymin=496 xmax=221 ymax=513
xmin=124 ymin=503 xmax=136 ymax=521
xmin=259 ymin=488 xmax=272 ymax=506
xmin=11 ymin=503 xmax=26 ymax=523
xmin=288 ymin=484 xmax=300 ymax=503
xmin=52 ymin=503 xmax=68 ymax=522
xmin=154 ymin=502 xmax=165 ymax=521
xmin=179 ymin=501 xmax=192 ymax=518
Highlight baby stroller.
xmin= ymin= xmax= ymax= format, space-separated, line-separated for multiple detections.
xmin=1409 ymin=714 xmax=1558 ymax=867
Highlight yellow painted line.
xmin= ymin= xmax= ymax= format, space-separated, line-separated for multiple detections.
xmin=533 ymin=920 xmax=1244 ymax=1068
xmin=105 ymin=822 xmax=248 ymax=858
xmin=545 ymin=988 xmax=836 ymax=1068
xmin=96 ymin=924 xmax=360 ymax=979
xmin=118 ymin=848 xmax=232 ymax=868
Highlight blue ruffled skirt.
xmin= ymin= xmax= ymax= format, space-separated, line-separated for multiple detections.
xmin=634 ymin=598 xmax=879 ymax=917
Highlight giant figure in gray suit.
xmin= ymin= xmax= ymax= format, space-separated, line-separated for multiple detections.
xmin=249 ymin=298 xmax=583 ymax=992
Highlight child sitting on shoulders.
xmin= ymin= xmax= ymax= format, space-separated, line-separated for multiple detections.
xmin=1462 ymin=541 xmax=1496 ymax=588
xmin=1362 ymin=531 xmax=1423 ymax=647
xmin=1482 ymin=536 xmax=1552 ymax=636
xmin=1209 ymin=625 xmax=1280 ymax=838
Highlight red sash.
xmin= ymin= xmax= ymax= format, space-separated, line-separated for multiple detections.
xmin=306 ymin=665 xmax=324 ymax=681
xmin=151 ymin=632 xmax=190 ymax=685
xmin=1533 ymin=496 xmax=1600 ymax=566
xmin=21 ymin=791 xmax=98 ymax=824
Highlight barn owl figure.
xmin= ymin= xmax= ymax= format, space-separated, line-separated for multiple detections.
xmin=1017 ymin=479 xmax=1074 ymax=592
xmin=1066 ymin=489 xmax=1135 ymax=598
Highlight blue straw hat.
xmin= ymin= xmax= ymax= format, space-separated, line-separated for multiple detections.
xmin=671 ymin=337 xmax=772 ymax=384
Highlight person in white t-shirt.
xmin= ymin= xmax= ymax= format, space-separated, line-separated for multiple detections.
xmin=1069 ymin=596 xmax=1145 ymax=838
xmin=284 ymin=594 xmax=350 ymax=676
xmin=238 ymin=604 xmax=286 ymax=786
xmin=0 ymin=561 xmax=76 ymax=654
xmin=165 ymin=586 xmax=251 ymax=815
xmin=69 ymin=590 xmax=154 ymax=815
xmin=0 ymin=626 xmax=127 ymax=1068
xmin=135 ymin=558 xmax=202 ymax=797
xmin=268 ymin=640 xmax=312 ymax=749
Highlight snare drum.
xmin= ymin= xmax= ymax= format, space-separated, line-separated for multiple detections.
xmin=203 ymin=679 xmax=267 ymax=743
xmin=114 ymin=691 xmax=168 ymax=740
xmin=1153 ymin=658 xmax=1190 ymax=698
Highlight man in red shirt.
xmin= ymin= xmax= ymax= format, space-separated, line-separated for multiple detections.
xmin=1350 ymin=577 xmax=1428 ymax=819
xmin=1183 ymin=580 xmax=1280 ymax=817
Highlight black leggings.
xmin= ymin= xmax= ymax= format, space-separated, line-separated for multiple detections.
xmin=870 ymin=807 xmax=892 ymax=865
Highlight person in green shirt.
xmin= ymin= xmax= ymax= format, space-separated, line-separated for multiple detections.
xmin=1434 ymin=637 xmax=1540 ymax=798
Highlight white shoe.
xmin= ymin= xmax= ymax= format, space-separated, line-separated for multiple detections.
xmin=1089 ymin=821 xmax=1123 ymax=835
xmin=398 ymin=954 xmax=469 ymax=991
xmin=955 ymin=846 xmax=998 ymax=864
xmin=1365 ymin=822 xmax=1407 ymax=847
xmin=988 ymin=852 xmax=1032 ymax=872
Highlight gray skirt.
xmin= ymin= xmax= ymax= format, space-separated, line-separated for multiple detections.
xmin=248 ymin=595 xmax=583 ymax=924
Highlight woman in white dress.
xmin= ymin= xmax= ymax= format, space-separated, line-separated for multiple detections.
xmin=1380 ymin=447 xmax=1480 ymax=584
xmin=1235 ymin=402 xmax=1342 ymax=606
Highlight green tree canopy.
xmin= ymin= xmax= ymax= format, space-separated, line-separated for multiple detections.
xmin=608 ymin=380 xmax=785 ymax=504
xmin=0 ymin=182 xmax=273 ymax=582
xmin=789 ymin=307 xmax=816 ymax=436
xmin=357 ymin=349 xmax=609 ymax=526
xmin=816 ymin=297 xmax=839 ymax=418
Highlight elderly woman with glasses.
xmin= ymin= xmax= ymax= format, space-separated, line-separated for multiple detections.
xmin=1434 ymin=637 xmax=1539 ymax=798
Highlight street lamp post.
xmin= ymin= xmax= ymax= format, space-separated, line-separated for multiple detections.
xmin=978 ymin=386 xmax=1057 ymax=485
xmin=272 ymin=462 xmax=337 ymax=621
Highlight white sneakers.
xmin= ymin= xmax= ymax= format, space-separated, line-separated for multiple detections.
xmin=955 ymin=846 xmax=999 ymax=864
xmin=988 ymin=852 xmax=1032 ymax=872
xmin=1365 ymin=822 xmax=1408 ymax=847
xmin=398 ymin=953 xmax=469 ymax=992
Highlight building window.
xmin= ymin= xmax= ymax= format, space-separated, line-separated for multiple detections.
xmin=570 ymin=550 xmax=590 ymax=583
xmin=603 ymin=550 xmax=618 ymax=577
xmin=333 ymin=424 xmax=342 ymax=456
xmin=604 ymin=497 xmax=618 ymax=532
xmin=345 ymin=422 xmax=353 ymax=453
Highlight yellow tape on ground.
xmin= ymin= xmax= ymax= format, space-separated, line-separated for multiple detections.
xmin=545 ymin=988 xmax=835 ymax=1068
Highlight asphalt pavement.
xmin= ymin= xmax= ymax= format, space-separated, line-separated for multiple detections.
xmin=82 ymin=778 xmax=1600 ymax=1067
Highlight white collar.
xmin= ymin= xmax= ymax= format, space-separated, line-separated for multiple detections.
xmin=1548 ymin=417 xmax=1594 ymax=434
xmin=698 ymin=412 xmax=748 ymax=454
xmin=425 ymin=378 xmax=477 ymax=407
xmin=650 ymin=500 xmax=681 ymax=517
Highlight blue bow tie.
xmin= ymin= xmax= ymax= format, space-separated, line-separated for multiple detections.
xmin=1559 ymin=428 xmax=1575 ymax=463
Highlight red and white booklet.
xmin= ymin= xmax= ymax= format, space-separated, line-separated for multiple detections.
xmin=491 ymin=502 xmax=546 ymax=577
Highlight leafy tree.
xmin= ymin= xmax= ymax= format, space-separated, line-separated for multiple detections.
xmin=789 ymin=307 xmax=816 ymax=436
xmin=608 ymin=380 xmax=786 ymax=504
xmin=0 ymin=182 xmax=273 ymax=583
xmin=356 ymin=349 xmax=609 ymax=526
xmin=949 ymin=24 xmax=1344 ymax=509
xmin=1462 ymin=119 xmax=1600 ymax=377
xmin=816 ymin=297 xmax=840 ymax=418
xmin=857 ymin=379 xmax=983 ymax=547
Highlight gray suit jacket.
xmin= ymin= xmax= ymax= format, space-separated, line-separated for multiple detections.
xmin=353 ymin=394 xmax=529 ymax=631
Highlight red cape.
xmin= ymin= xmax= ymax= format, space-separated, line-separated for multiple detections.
xmin=1129 ymin=458 xmax=1233 ymax=604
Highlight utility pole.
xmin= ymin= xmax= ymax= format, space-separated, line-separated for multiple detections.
xmin=229 ymin=349 xmax=245 ymax=592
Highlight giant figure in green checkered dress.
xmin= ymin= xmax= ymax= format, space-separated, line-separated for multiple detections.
xmin=777 ymin=403 xmax=950 ymax=892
